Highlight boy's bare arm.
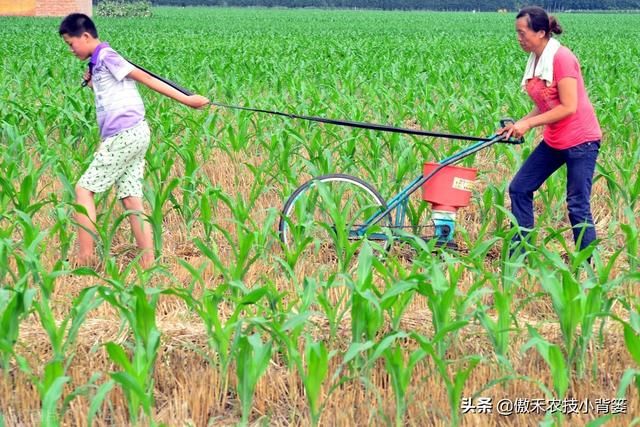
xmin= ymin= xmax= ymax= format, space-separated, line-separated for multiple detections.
xmin=127 ymin=68 xmax=210 ymax=108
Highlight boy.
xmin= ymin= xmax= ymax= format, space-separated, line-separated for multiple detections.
xmin=59 ymin=13 xmax=210 ymax=268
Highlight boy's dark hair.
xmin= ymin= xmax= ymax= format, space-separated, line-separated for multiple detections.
xmin=59 ymin=13 xmax=98 ymax=38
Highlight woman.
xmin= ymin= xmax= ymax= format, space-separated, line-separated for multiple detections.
xmin=501 ymin=6 xmax=601 ymax=254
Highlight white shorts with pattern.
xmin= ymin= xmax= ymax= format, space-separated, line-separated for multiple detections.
xmin=78 ymin=120 xmax=150 ymax=199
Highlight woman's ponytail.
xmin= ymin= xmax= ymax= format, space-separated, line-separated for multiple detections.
xmin=549 ymin=16 xmax=564 ymax=35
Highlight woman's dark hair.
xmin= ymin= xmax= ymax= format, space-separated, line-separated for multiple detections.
xmin=516 ymin=6 xmax=563 ymax=37
xmin=58 ymin=13 xmax=98 ymax=38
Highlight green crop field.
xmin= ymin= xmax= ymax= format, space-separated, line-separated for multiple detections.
xmin=0 ymin=7 xmax=639 ymax=426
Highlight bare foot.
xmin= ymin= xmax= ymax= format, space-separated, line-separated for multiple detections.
xmin=70 ymin=252 xmax=100 ymax=269
xmin=139 ymin=249 xmax=155 ymax=270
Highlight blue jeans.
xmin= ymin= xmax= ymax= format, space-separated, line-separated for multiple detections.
xmin=509 ymin=140 xmax=600 ymax=251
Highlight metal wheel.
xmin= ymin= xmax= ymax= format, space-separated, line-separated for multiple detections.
xmin=279 ymin=174 xmax=393 ymax=265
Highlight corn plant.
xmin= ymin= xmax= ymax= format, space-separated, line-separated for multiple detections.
xmin=179 ymin=281 xmax=272 ymax=410
xmin=601 ymin=145 xmax=640 ymax=212
xmin=195 ymin=184 xmax=278 ymax=282
xmin=222 ymin=111 xmax=254 ymax=156
xmin=620 ymin=207 xmax=639 ymax=272
xmin=0 ymin=212 xmax=44 ymax=373
xmin=144 ymin=176 xmax=181 ymax=258
xmin=466 ymin=230 xmax=527 ymax=364
xmin=235 ymin=333 xmax=272 ymax=426
xmin=474 ymin=183 xmax=509 ymax=236
xmin=256 ymin=278 xmax=335 ymax=426
xmin=300 ymin=339 xmax=332 ymax=427
xmin=369 ymin=332 xmax=426 ymax=427
xmin=316 ymin=276 xmax=351 ymax=342
xmin=530 ymin=244 xmax=617 ymax=378
xmin=380 ymin=278 xmax=417 ymax=332
xmin=0 ymin=283 xmax=35 ymax=373
xmin=46 ymin=201 xmax=75 ymax=262
xmin=0 ymin=126 xmax=54 ymax=216
xmin=8 ymin=211 xmax=48 ymax=284
xmin=412 ymin=330 xmax=479 ymax=427
xmin=0 ymin=225 xmax=10 ymax=285
xmin=257 ymin=279 xmax=314 ymax=367
xmin=191 ymin=183 xmax=229 ymax=244
xmin=474 ymin=279 xmax=514 ymax=363
xmin=412 ymin=253 xmax=483 ymax=358
xmin=595 ymin=163 xmax=629 ymax=213
xmin=0 ymin=167 xmax=53 ymax=215
xmin=164 ymin=140 xmax=203 ymax=232
xmin=68 ymin=196 xmax=129 ymax=265
xmin=522 ymin=327 xmax=569 ymax=427
xmin=258 ymin=131 xmax=301 ymax=189
xmin=348 ymin=243 xmax=384 ymax=369
xmin=609 ymin=286 xmax=640 ymax=415
xmin=31 ymin=285 xmax=103 ymax=426
xmin=98 ymin=284 xmax=163 ymax=425
xmin=5 ymin=254 xmax=104 ymax=426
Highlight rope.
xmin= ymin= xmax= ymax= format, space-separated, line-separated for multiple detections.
xmin=122 ymin=60 xmax=515 ymax=143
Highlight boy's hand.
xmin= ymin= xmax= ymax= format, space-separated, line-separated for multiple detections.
xmin=83 ymin=69 xmax=93 ymax=88
xmin=185 ymin=95 xmax=210 ymax=109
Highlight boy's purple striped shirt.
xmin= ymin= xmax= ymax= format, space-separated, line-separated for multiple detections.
xmin=88 ymin=42 xmax=110 ymax=73
xmin=90 ymin=44 xmax=145 ymax=139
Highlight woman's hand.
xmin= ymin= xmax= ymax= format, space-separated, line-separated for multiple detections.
xmin=500 ymin=77 xmax=577 ymax=139
xmin=500 ymin=119 xmax=531 ymax=140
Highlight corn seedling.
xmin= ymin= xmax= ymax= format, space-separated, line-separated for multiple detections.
xmin=369 ymin=332 xmax=426 ymax=427
xmin=522 ymin=326 xmax=570 ymax=399
xmin=412 ymin=329 xmax=479 ymax=427
xmin=235 ymin=333 xmax=272 ymax=426
xmin=348 ymin=243 xmax=384 ymax=370
xmin=300 ymin=339 xmax=332 ymax=427
xmin=99 ymin=285 xmax=163 ymax=425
